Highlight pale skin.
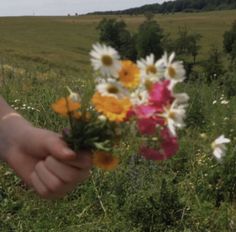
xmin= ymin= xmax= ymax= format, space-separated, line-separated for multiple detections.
xmin=0 ymin=96 xmax=92 ymax=199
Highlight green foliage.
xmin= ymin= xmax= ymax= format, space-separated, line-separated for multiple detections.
xmin=135 ymin=19 xmax=164 ymax=59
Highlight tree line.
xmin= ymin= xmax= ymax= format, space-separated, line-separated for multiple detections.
xmin=88 ymin=0 xmax=236 ymax=15
xmin=97 ymin=16 xmax=236 ymax=84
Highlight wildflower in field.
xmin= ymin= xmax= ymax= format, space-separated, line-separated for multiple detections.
xmin=137 ymin=54 xmax=163 ymax=82
xmin=92 ymin=92 xmax=132 ymax=122
xmin=51 ymin=96 xmax=80 ymax=117
xmin=96 ymin=79 xmax=128 ymax=99
xmin=93 ymin=151 xmax=119 ymax=171
xmin=162 ymin=52 xmax=185 ymax=82
xmin=221 ymin=100 xmax=229 ymax=105
xmin=212 ymin=100 xmax=217 ymax=104
xmin=119 ymin=60 xmax=140 ymax=89
xmin=90 ymin=43 xmax=121 ymax=78
xmin=211 ymin=135 xmax=231 ymax=161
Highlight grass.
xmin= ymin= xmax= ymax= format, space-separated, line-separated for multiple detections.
xmin=0 ymin=10 xmax=236 ymax=231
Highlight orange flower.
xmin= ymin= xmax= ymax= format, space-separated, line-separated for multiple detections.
xmin=93 ymin=151 xmax=119 ymax=171
xmin=92 ymin=92 xmax=132 ymax=122
xmin=51 ymin=97 xmax=80 ymax=117
xmin=119 ymin=60 xmax=140 ymax=89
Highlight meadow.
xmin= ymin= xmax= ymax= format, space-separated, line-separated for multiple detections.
xmin=0 ymin=10 xmax=236 ymax=231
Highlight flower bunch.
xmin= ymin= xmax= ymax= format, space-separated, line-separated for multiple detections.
xmin=52 ymin=43 xmax=189 ymax=170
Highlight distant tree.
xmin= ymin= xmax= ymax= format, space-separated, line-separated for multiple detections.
xmin=97 ymin=18 xmax=137 ymax=60
xmin=175 ymin=27 xmax=202 ymax=63
xmin=75 ymin=13 xmax=78 ymax=16
xmin=223 ymin=20 xmax=236 ymax=61
xmin=135 ymin=18 xmax=164 ymax=59
xmin=144 ymin=12 xmax=155 ymax=21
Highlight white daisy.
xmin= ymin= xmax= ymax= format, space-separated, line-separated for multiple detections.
xmin=211 ymin=135 xmax=231 ymax=161
xmin=130 ymin=87 xmax=149 ymax=106
xmin=173 ymin=93 xmax=189 ymax=108
xmin=137 ymin=54 xmax=164 ymax=84
xmin=90 ymin=43 xmax=121 ymax=78
xmin=96 ymin=79 xmax=128 ymax=99
xmin=160 ymin=102 xmax=186 ymax=136
xmin=162 ymin=52 xmax=186 ymax=82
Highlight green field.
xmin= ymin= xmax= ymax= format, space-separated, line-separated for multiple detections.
xmin=0 ymin=10 xmax=236 ymax=231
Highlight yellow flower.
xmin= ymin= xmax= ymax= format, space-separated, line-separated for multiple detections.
xmin=92 ymin=92 xmax=132 ymax=122
xmin=51 ymin=97 xmax=80 ymax=117
xmin=119 ymin=60 xmax=140 ymax=89
xmin=93 ymin=151 xmax=119 ymax=171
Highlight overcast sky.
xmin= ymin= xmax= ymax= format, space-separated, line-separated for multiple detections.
xmin=0 ymin=0 xmax=167 ymax=16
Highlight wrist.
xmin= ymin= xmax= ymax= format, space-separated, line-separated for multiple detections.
xmin=0 ymin=112 xmax=32 ymax=162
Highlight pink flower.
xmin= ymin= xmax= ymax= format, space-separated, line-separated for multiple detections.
xmin=137 ymin=118 xmax=157 ymax=135
xmin=149 ymin=80 xmax=174 ymax=107
xmin=140 ymin=127 xmax=179 ymax=161
xmin=140 ymin=147 xmax=163 ymax=160
xmin=160 ymin=128 xmax=179 ymax=158
xmin=134 ymin=105 xmax=156 ymax=118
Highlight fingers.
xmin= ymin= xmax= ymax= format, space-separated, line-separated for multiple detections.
xmin=30 ymin=157 xmax=91 ymax=199
xmin=65 ymin=151 xmax=93 ymax=169
xmin=44 ymin=156 xmax=91 ymax=184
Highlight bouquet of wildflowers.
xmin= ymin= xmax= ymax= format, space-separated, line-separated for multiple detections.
xmin=51 ymin=43 xmax=189 ymax=171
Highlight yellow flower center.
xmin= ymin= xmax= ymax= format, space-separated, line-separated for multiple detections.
xmin=168 ymin=111 xmax=176 ymax=119
xmin=107 ymin=85 xmax=119 ymax=94
xmin=168 ymin=66 xmax=176 ymax=78
xmin=146 ymin=65 xmax=157 ymax=74
xmin=145 ymin=80 xmax=154 ymax=91
xmin=102 ymin=55 xmax=113 ymax=66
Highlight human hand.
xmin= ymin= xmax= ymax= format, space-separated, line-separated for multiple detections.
xmin=0 ymin=114 xmax=92 ymax=199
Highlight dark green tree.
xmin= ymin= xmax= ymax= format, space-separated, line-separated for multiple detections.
xmin=223 ymin=20 xmax=236 ymax=61
xmin=135 ymin=18 xmax=164 ymax=59
xmin=175 ymin=27 xmax=202 ymax=63
xmin=97 ymin=18 xmax=137 ymax=60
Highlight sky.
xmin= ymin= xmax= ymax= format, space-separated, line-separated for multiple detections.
xmin=0 ymin=0 xmax=166 ymax=16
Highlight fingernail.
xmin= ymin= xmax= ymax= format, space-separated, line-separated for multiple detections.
xmin=62 ymin=148 xmax=76 ymax=157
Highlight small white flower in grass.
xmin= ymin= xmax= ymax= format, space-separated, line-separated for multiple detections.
xmin=221 ymin=100 xmax=229 ymax=105
xmin=160 ymin=101 xmax=186 ymax=136
xmin=162 ymin=52 xmax=186 ymax=82
xmin=137 ymin=54 xmax=164 ymax=83
xmin=211 ymin=135 xmax=231 ymax=161
xmin=90 ymin=43 xmax=121 ymax=78
xmin=212 ymin=100 xmax=217 ymax=105
xmin=96 ymin=79 xmax=129 ymax=99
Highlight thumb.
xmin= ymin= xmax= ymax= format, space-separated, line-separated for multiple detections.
xmin=23 ymin=128 xmax=76 ymax=160
xmin=43 ymin=134 xmax=76 ymax=161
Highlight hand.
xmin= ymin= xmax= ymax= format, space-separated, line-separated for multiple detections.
xmin=0 ymin=115 xmax=92 ymax=199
